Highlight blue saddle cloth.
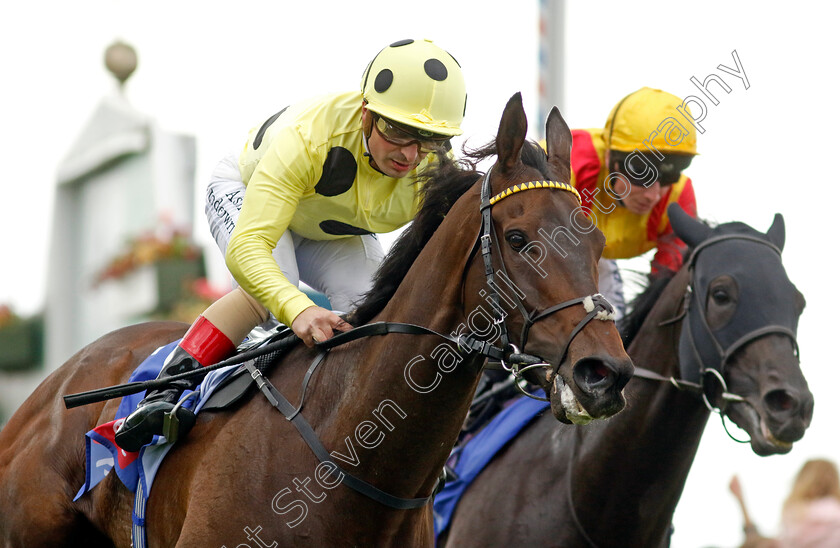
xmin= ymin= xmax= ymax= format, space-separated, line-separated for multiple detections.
xmin=433 ymin=394 xmax=549 ymax=542
xmin=74 ymin=340 xmax=240 ymax=547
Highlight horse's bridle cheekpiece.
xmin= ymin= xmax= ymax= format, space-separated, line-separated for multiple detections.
xmin=680 ymin=235 xmax=799 ymax=410
xmin=477 ymin=170 xmax=617 ymax=401
xmin=633 ymin=232 xmax=800 ymax=442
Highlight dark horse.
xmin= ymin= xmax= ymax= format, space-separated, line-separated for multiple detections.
xmin=439 ymin=205 xmax=813 ymax=548
xmin=0 ymin=93 xmax=634 ymax=547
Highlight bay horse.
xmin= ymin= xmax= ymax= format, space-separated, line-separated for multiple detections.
xmin=439 ymin=205 xmax=813 ymax=548
xmin=0 ymin=93 xmax=633 ymax=547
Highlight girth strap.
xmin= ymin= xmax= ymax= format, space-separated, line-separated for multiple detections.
xmin=245 ymin=362 xmax=433 ymax=510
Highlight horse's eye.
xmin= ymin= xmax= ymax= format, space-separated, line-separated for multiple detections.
xmin=711 ymin=289 xmax=731 ymax=305
xmin=706 ymin=276 xmax=738 ymax=330
xmin=506 ymin=232 xmax=528 ymax=251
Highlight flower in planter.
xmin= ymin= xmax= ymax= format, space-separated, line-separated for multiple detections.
xmin=93 ymin=222 xmax=202 ymax=287
xmin=160 ymin=278 xmax=230 ymax=323
xmin=0 ymin=305 xmax=44 ymax=371
xmin=0 ymin=304 xmax=19 ymax=329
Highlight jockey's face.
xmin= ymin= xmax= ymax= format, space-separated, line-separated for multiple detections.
xmin=612 ymin=174 xmax=668 ymax=215
xmin=608 ymin=151 xmax=671 ymax=215
xmin=363 ymin=107 xmax=431 ymax=178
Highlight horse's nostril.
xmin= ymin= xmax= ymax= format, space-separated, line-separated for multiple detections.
xmin=574 ymin=358 xmax=611 ymax=387
xmin=592 ymin=363 xmax=609 ymax=381
xmin=764 ymin=389 xmax=796 ymax=413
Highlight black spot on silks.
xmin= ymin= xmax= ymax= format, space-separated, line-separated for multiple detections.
xmin=319 ymin=220 xmax=374 ymax=236
xmin=314 ymin=147 xmax=357 ymax=196
xmin=374 ymin=69 xmax=393 ymax=93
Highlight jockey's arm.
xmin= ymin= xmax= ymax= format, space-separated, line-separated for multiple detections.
xmin=650 ymin=232 xmax=689 ymax=276
xmin=650 ymin=177 xmax=697 ymax=276
xmin=225 ymin=133 xmax=317 ymax=328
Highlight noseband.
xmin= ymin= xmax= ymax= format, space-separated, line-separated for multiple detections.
xmin=638 ymin=234 xmax=800 ymax=422
xmin=475 ymin=170 xmax=617 ymax=401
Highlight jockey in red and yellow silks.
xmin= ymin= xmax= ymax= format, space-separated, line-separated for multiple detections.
xmin=570 ymin=127 xmax=697 ymax=275
xmin=563 ymin=87 xmax=699 ymax=319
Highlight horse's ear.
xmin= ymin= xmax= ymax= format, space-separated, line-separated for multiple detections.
xmin=545 ymin=106 xmax=572 ymax=181
xmin=667 ymin=203 xmax=711 ymax=248
xmin=496 ymin=92 xmax=527 ymax=174
xmin=766 ymin=213 xmax=786 ymax=251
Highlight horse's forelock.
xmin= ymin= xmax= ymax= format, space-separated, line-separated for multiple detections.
xmin=521 ymin=140 xmax=552 ymax=178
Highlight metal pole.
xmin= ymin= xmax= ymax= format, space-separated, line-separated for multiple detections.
xmin=538 ymin=0 xmax=565 ymax=138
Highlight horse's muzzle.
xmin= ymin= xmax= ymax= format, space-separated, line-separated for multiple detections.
xmin=761 ymin=385 xmax=814 ymax=443
xmin=569 ymin=355 xmax=634 ymax=419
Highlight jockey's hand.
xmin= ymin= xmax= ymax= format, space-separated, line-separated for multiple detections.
xmin=291 ymin=306 xmax=352 ymax=347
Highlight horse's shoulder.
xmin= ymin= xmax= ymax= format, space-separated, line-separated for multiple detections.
xmin=105 ymin=320 xmax=189 ymax=346
xmin=67 ymin=321 xmax=187 ymax=368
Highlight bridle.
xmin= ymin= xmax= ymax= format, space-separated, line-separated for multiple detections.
xmin=567 ymin=233 xmax=800 ymax=548
xmin=260 ymin=169 xmax=622 ymax=507
xmin=475 ymin=169 xmax=617 ymax=401
xmin=633 ymin=233 xmax=800 ymax=431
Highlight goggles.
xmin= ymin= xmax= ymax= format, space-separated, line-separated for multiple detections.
xmin=372 ymin=113 xmax=451 ymax=154
xmin=613 ymin=152 xmax=693 ymax=186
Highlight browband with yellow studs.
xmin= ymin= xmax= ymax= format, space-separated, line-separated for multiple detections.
xmin=488 ymin=180 xmax=581 ymax=206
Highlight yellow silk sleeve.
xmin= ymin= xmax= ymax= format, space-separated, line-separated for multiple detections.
xmin=226 ymin=125 xmax=320 ymax=326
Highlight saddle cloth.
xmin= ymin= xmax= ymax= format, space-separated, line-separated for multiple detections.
xmin=74 ymin=340 xmax=242 ymax=502
xmin=72 ymin=326 xmax=296 ymax=547
xmin=433 ymin=394 xmax=549 ymax=543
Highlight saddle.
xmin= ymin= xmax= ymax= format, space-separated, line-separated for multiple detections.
xmin=201 ymin=326 xmax=300 ymax=411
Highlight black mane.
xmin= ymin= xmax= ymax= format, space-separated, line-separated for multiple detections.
xmin=618 ymin=274 xmax=675 ymax=347
xmin=349 ymin=140 xmax=552 ymax=326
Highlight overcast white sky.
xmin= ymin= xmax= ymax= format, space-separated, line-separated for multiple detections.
xmin=2 ymin=1 xmax=839 ymax=546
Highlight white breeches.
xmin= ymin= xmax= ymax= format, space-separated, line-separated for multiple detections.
xmin=204 ymin=154 xmax=384 ymax=313
xmin=597 ymin=258 xmax=626 ymax=321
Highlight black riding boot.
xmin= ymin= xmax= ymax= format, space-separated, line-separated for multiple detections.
xmin=114 ymin=346 xmax=201 ymax=452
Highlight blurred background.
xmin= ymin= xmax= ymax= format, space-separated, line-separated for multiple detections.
xmin=0 ymin=1 xmax=837 ymax=546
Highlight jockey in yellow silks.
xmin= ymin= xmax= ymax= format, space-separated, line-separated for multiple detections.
xmin=115 ymin=39 xmax=467 ymax=452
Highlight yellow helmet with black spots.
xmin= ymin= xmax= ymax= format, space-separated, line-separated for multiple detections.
xmin=361 ymin=39 xmax=466 ymax=137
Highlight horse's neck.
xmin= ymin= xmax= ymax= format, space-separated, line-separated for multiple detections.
xmin=449 ymin=271 xmax=714 ymax=547
xmin=564 ymin=267 xmax=713 ymax=542
xmin=621 ymin=267 xmax=713 ymax=442
xmin=319 ymin=214 xmax=483 ymax=500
